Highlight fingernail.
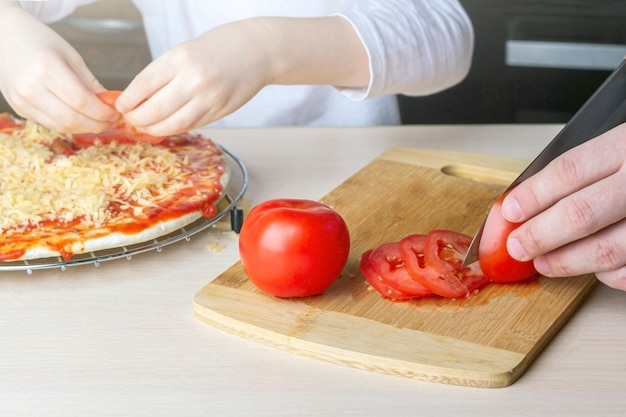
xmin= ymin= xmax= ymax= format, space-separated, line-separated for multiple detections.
xmin=533 ymin=256 xmax=552 ymax=276
xmin=507 ymin=237 xmax=529 ymax=261
xmin=501 ymin=196 xmax=523 ymax=222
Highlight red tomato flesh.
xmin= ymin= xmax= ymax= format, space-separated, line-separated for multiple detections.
xmin=460 ymin=261 xmax=491 ymax=293
xmin=399 ymin=233 xmax=470 ymax=299
xmin=361 ymin=230 xmax=490 ymax=301
xmin=478 ymin=193 xmax=538 ymax=283
xmin=0 ymin=113 xmax=24 ymax=133
xmin=97 ymin=90 xmax=121 ymax=108
xmin=238 ymin=199 xmax=350 ymax=298
xmin=423 ymin=229 xmax=490 ymax=294
xmin=89 ymin=90 xmax=165 ymax=144
xmin=424 ymin=230 xmax=471 ymax=273
xmin=360 ymin=250 xmax=416 ymax=301
xmin=368 ymin=242 xmax=431 ymax=297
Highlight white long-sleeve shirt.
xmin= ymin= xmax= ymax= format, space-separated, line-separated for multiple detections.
xmin=19 ymin=0 xmax=474 ymax=127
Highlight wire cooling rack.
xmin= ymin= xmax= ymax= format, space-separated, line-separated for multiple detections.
xmin=0 ymin=145 xmax=248 ymax=273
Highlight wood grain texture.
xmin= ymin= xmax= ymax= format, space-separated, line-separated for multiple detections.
xmin=193 ymin=148 xmax=597 ymax=388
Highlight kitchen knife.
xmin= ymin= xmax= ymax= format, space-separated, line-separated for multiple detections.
xmin=463 ymin=58 xmax=626 ymax=266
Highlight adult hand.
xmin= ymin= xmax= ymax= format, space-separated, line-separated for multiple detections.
xmin=116 ymin=16 xmax=368 ymax=135
xmin=501 ymin=123 xmax=626 ymax=290
xmin=0 ymin=3 xmax=118 ymax=133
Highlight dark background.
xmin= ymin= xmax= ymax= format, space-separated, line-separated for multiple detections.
xmin=399 ymin=0 xmax=626 ymax=124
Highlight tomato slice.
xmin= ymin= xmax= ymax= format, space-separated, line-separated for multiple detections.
xmin=362 ymin=230 xmax=491 ymax=301
xmin=115 ymin=124 xmax=166 ymax=144
xmin=424 ymin=230 xmax=471 ymax=272
xmin=359 ymin=250 xmax=416 ymax=301
xmin=460 ymin=261 xmax=490 ymax=293
xmin=97 ymin=90 xmax=121 ymax=108
xmin=399 ymin=233 xmax=470 ymax=299
xmin=0 ymin=113 xmax=24 ymax=133
xmin=93 ymin=90 xmax=166 ymax=144
xmin=423 ymin=230 xmax=490 ymax=293
xmin=367 ymin=242 xmax=431 ymax=297
xmin=72 ymin=131 xmax=137 ymax=147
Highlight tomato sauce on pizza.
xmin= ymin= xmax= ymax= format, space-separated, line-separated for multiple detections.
xmin=0 ymin=113 xmax=229 ymax=262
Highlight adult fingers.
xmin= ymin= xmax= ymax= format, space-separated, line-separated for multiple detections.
xmin=533 ymin=216 xmax=626 ymax=285
xmin=508 ymin=168 xmax=626 ymax=262
xmin=595 ymin=267 xmax=626 ymax=291
xmin=502 ymin=124 xmax=626 ymax=223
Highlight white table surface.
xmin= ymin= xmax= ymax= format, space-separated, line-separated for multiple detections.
xmin=1 ymin=124 xmax=624 ymax=416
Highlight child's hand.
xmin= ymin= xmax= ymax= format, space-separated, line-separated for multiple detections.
xmin=116 ymin=19 xmax=272 ymax=136
xmin=0 ymin=3 xmax=118 ymax=133
xmin=116 ymin=16 xmax=368 ymax=135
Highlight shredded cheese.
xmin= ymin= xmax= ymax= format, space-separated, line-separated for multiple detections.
xmin=206 ymin=241 xmax=226 ymax=253
xmin=0 ymin=120 xmax=188 ymax=232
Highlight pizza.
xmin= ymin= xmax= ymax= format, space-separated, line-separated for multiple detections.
xmin=0 ymin=112 xmax=230 ymax=262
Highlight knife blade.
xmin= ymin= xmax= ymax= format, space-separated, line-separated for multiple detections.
xmin=463 ymin=58 xmax=626 ymax=266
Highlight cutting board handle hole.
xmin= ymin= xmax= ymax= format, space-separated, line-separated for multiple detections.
xmin=441 ymin=164 xmax=517 ymax=185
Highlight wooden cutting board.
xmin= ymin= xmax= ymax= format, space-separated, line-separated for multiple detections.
xmin=193 ymin=148 xmax=597 ymax=388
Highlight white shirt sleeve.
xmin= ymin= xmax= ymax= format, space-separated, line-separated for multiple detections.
xmin=335 ymin=0 xmax=474 ymax=100
xmin=18 ymin=0 xmax=96 ymax=23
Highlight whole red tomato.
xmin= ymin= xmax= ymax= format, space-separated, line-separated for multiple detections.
xmin=238 ymin=199 xmax=350 ymax=298
xmin=478 ymin=192 xmax=538 ymax=283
